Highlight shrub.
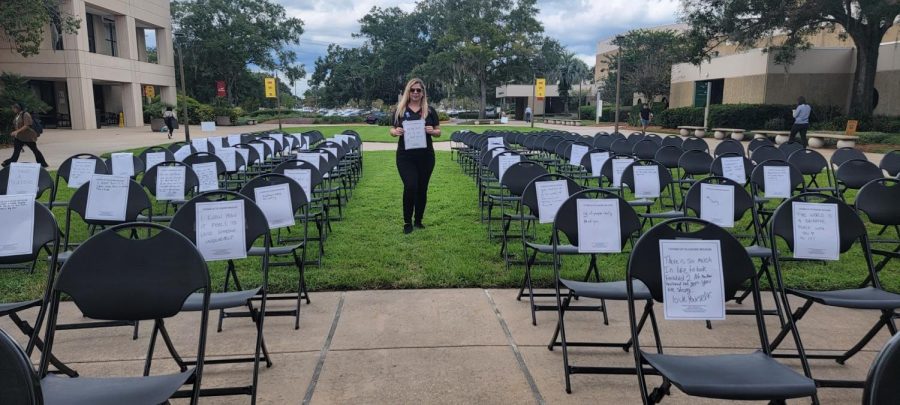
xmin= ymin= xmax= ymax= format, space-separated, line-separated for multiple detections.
xmin=764 ymin=117 xmax=788 ymax=130
xmin=578 ymin=105 xmax=618 ymax=121
xmin=857 ymin=132 xmax=900 ymax=145
xmin=654 ymin=103 xmax=843 ymax=130
xmin=211 ymin=98 xmax=238 ymax=125
xmin=377 ymin=115 xmax=392 ymax=126
xmin=313 ymin=116 xmax=365 ymax=124
xmin=656 ymin=107 xmax=704 ymax=128
xmin=438 ymin=111 xmax=450 ymax=122
xmin=142 ymin=96 xmax=175 ymax=123
xmin=0 ymin=73 xmax=51 ymax=139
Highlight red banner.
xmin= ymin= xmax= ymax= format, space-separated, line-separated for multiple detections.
xmin=216 ymin=80 xmax=226 ymax=97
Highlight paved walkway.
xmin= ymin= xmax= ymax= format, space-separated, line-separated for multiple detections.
xmin=2 ymin=289 xmax=886 ymax=403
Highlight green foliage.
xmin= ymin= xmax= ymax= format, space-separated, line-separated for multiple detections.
xmin=764 ymin=117 xmax=788 ymax=131
xmin=211 ymin=97 xmax=238 ymax=124
xmin=0 ymin=0 xmax=80 ymax=57
xmin=578 ymin=105 xmax=617 ymax=121
xmin=602 ymin=29 xmax=690 ymax=106
xmin=655 ymin=107 xmax=705 ymax=128
xmin=141 ymin=96 xmax=174 ymax=123
xmin=0 ymin=73 xmax=51 ymax=139
xmin=655 ymin=104 xmax=843 ymax=130
xmin=438 ymin=112 xmax=450 ymax=122
xmin=857 ymin=132 xmax=900 ymax=145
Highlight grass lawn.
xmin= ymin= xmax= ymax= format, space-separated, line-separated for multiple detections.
xmin=2 ymin=149 xmax=899 ymax=303
xmin=279 ymin=124 xmax=546 ymax=143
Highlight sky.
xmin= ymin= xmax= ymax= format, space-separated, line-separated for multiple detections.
xmin=155 ymin=0 xmax=681 ymax=96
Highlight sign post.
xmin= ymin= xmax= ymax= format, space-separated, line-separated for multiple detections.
xmin=266 ymin=75 xmax=282 ymax=131
xmin=535 ymin=78 xmax=545 ymax=127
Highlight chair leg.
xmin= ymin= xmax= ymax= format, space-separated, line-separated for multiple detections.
xmin=836 ymin=311 xmax=894 ymax=364
xmin=10 ymin=313 xmax=78 ymax=377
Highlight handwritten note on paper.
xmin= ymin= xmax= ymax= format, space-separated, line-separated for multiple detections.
xmin=633 ymin=165 xmax=661 ymax=198
xmin=208 ymin=137 xmax=224 ymax=148
xmin=284 ymin=169 xmax=312 ymax=202
xmin=296 ymin=153 xmax=321 ymax=170
xmin=612 ymin=158 xmax=635 ymax=187
xmin=192 ymin=162 xmax=219 ymax=192
xmin=155 ymin=166 xmax=186 ymax=201
xmin=403 ymin=119 xmax=427 ymax=150
xmin=235 ymin=148 xmax=250 ymax=171
xmin=577 ymin=198 xmax=621 ymax=253
xmin=763 ymin=166 xmax=791 ymax=198
xmin=217 ymin=147 xmax=238 ymax=172
xmin=590 ymin=152 xmax=610 ymax=177
xmin=111 ymin=153 xmax=135 ymax=177
xmin=487 ymin=137 xmax=504 ymax=150
xmin=497 ymin=155 xmax=521 ymax=184
xmin=251 ymin=143 xmax=266 ymax=160
xmin=535 ymin=180 xmax=569 ymax=224
xmin=7 ymin=163 xmax=40 ymax=196
xmin=85 ymin=175 xmax=129 ymax=221
xmin=144 ymin=152 xmax=166 ymax=171
xmin=700 ymin=183 xmax=735 ymax=228
xmin=660 ymin=239 xmax=726 ymax=321
xmin=721 ymin=156 xmax=746 ymax=184
xmin=0 ymin=194 xmax=34 ymax=257
xmin=196 ymin=200 xmax=247 ymax=261
xmin=569 ymin=144 xmax=589 ymax=167
xmin=792 ymin=202 xmax=840 ymax=260
xmin=191 ymin=138 xmax=209 ymax=153
xmin=254 ymin=183 xmax=295 ymax=229
xmin=67 ymin=158 xmax=96 ymax=189
xmin=173 ymin=145 xmax=192 ymax=162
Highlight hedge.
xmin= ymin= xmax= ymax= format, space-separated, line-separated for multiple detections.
xmin=655 ymin=104 xmax=843 ymax=130
xmin=578 ymin=105 xmax=618 ymax=121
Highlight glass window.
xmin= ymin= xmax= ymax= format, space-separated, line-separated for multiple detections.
xmin=87 ymin=14 xmax=96 ymax=53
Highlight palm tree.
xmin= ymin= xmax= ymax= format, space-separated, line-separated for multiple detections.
xmin=557 ymin=51 xmax=590 ymax=115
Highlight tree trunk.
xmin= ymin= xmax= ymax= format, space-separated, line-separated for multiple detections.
xmin=479 ymin=75 xmax=486 ymax=120
xmin=847 ymin=26 xmax=881 ymax=117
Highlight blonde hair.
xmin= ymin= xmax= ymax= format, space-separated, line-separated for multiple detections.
xmin=394 ymin=78 xmax=429 ymax=122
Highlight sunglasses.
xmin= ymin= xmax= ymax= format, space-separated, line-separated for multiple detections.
xmin=410 ymin=88 xmax=423 ymax=93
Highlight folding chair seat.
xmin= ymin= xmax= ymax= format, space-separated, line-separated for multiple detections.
xmin=856 ymin=179 xmax=900 ymax=287
xmin=626 ymin=218 xmax=817 ymax=404
xmin=544 ymin=189 xmax=658 ymax=393
xmin=138 ymin=161 xmax=200 ymax=223
xmin=48 ymin=154 xmax=107 ymax=209
xmin=768 ymin=193 xmax=900 ymax=389
xmin=834 ymin=159 xmax=883 ymax=202
xmin=713 ymin=138 xmax=744 ymax=157
xmin=879 ymin=149 xmax=900 ymax=177
xmin=787 ymin=148 xmax=834 ymax=193
xmin=240 ymin=174 xmax=312 ymax=329
xmin=863 ymin=332 xmax=900 ymax=404
xmin=36 ymin=223 xmax=211 ymax=404
xmin=165 ymin=191 xmax=276 ymax=402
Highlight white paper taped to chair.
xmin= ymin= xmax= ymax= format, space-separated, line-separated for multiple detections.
xmin=85 ymin=174 xmax=130 ymax=221
xmin=261 ymin=139 xmax=277 ymax=156
xmin=0 ymin=194 xmax=34 ymax=257
xmin=196 ymin=200 xmax=248 ymax=261
xmin=577 ymin=198 xmax=621 ymax=253
xmin=660 ymin=239 xmax=726 ymax=321
xmin=590 ymin=152 xmax=610 ymax=177
xmin=144 ymin=152 xmax=167 ymax=171
xmin=217 ymin=147 xmax=237 ymax=172
xmin=251 ymin=143 xmax=266 ymax=160
xmin=633 ymin=165 xmax=660 ymax=198
xmin=227 ymin=135 xmax=242 ymax=147
xmin=192 ymin=162 xmax=219 ymax=192
xmin=7 ymin=163 xmax=40 ymax=196
xmin=569 ymin=144 xmax=589 ymax=167
xmin=111 ymin=153 xmax=135 ymax=177
xmin=700 ymin=183 xmax=735 ymax=228
xmin=763 ymin=166 xmax=791 ymax=198
xmin=497 ymin=155 xmax=520 ymax=184
xmin=612 ymin=158 xmax=634 ymax=187
xmin=535 ymin=180 xmax=569 ymax=224
xmin=487 ymin=137 xmax=504 ymax=150
xmin=792 ymin=202 xmax=840 ymax=260
xmin=720 ymin=156 xmax=746 ymax=184
xmin=155 ymin=166 xmax=185 ymax=201
xmin=68 ymin=158 xmax=96 ymax=188
xmin=284 ymin=169 xmax=312 ymax=203
xmin=254 ymin=183 xmax=295 ymax=229
xmin=296 ymin=153 xmax=321 ymax=170
xmin=270 ymin=133 xmax=284 ymax=148
xmin=235 ymin=148 xmax=250 ymax=171
xmin=191 ymin=138 xmax=209 ymax=153
xmin=173 ymin=145 xmax=192 ymax=162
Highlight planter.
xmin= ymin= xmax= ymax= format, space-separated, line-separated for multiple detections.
xmin=150 ymin=118 xmax=165 ymax=132
xmin=215 ymin=116 xmax=232 ymax=126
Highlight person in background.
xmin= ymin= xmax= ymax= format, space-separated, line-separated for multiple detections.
xmin=163 ymin=106 xmax=177 ymax=140
xmin=790 ymin=96 xmax=811 ymax=146
xmin=390 ymin=78 xmax=441 ymax=234
xmin=639 ymin=103 xmax=653 ymax=134
xmin=525 ymin=105 xmax=532 ymax=123
xmin=2 ymin=102 xmax=48 ymax=168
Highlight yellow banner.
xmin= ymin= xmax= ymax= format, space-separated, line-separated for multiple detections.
xmin=535 ymin=78 xmax=546 ymax=98
xmin=265 ymin=77 xmax=277 ymax=98
xmin=144 ymin=85 xmax=155 ymax=98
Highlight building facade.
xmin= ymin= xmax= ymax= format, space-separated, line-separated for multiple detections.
xmin=0 ymin=0 xmax=177 ymax=130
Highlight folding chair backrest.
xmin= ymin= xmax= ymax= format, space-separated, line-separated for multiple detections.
xmin=684 ymin=176 xmax=754 ymax=222
xmin=0 ymin=165 xmax=54 ymax=199
xmin=749 ymin=159 xmax=805 ymax=196
xmin=0 ymin=201 xmax=59 ymax=266
xmin=55 ymin=223 xmax=209 ymax=321
xmin=166 ymin=142 xmax=196 ymax=155
xmin=234 ymin=143 xmax=261 ymax=166
xmin=863 ymin=332 xmax=900 ymax=405
xmin=627 ymin=133 xmax=646 ymax=146
xmin=553 ymin=189 xmax=641 ymax=248
xmin=645 ymin=134 xmax=662 ymax=145
xmin=835 ymin=159 xmax=883 ymax=190
xmin=621 ymin=159 xmax=673 ymax=193
xmin=593 ymin=134 xmax=613 ymax=150
xmin=682 ymin=137 xmax=709 ymax=153
xmin=831 ymin=147 xmax=867 ymax=169
xmin=661 ymin=135 xmax=683 ymax=148
xmin=750 ymin=145 xmax=785 ymax=165
xmin=748 ymin=136 xmax=774 ymax=152
xmin=140 ymin=161 xmax=200 ymax=199
xmin=778 ymin=141 xmax=804 ymax=156
xmin=579 ymin=148 xmax=610 ymax=174
xmin=68 ymin=178 xmax=152 ymax=225
xmin=710 ymin=153 xmax=753 ymax=183
xmin=0 ymin=329 xmax=41 ymax=405
xmin=274 ymin=159 xmax=325 ymax=188
xmin=632 ymin=139 xmax=659 ymax=160
xmin=856 ymin=179 xmax=900 ymax=226
xmin=184 ymin=152 xmax=227 ymax=176
xmin=654 ymin=145 xmax=683 ymax=169
xmin=787 ymin=148 xmax=828 ymax=177
xmin=502 ymin=161 xmax=549 ymax=196
xmin=56 ymin=154 xmax=107 ymax=186
xmin=240 ymin=173 xmax=309 ymax=211
xmin=770 ymin=193 xmax=867 ymax=256
xmin=610 ymin=138 xmax=632 ymax=156
xmin=879 ymin=150 xmax=900 ymax=177
xmin=489 ymin=151 xmax=520 ymax=178
xmin=104 ymin=154 xmax=145 ymax=178
xmin=139 ymin=146 xmax=176 ymax=170
xmin=678 ymin=150 xmax=713 ymax=176
xmin=713 ymin=139 xmax=745 ymax=157
xmin=520 ymin=174 xmax=582 ymax=217
xmin=169 ymin=191 xmax=270 ymax=250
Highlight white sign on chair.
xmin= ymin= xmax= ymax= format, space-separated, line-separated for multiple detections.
xmin=7 ymin=163 xmax=40 ymax=196
xmin=196 ymin=200 xmax=248 ymax=261
xmin=535 ymin=180 xmax=568 ymax=224
xmin=700 ymin=184 xmax=735 ymax=228
xmin=577 ymin=198 xmax=621 ymax=253
xmin=660 ymin=239 xmax=726 ymax=321
xmin=85 ymin=174 xmax=130 ymax=221
xmin=155 ymin=166 xmax=186 ymax=201
xmin=0 ymin=194 xmax=34 ymax=257
xmin=792 ymin=202 xmax=840 ymax=260
xmin=254 ymin=183 xmax=295 ymax=229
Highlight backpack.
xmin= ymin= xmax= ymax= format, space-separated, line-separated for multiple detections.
xmin=29 ymin=113 xmax=44 ymax=136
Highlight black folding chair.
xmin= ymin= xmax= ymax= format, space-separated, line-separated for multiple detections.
xmin=879 ymin=150 xmax=900 ymax=177
xmin=713 ymin=139 xmax=744 ymax=157
xmin=138 ymin=161 xmax=200 ymax=223
xmin=830 ymin=147 xmax=868 ymax=170
xmin=660 ymin=135 xmax=683 ymax=148
xmin=710 ymin=153 xmax=752 ymax=185
xmin=748 ymin=136 xmax=774 ymax=152
xmin=546 ymin=189 xmax=658 ymax=393
xmin=104 ymin=153 xmax=146 ymax=179
xmin=778 ymin=141 xmax=804 ymax=158
xmin=863 ymin=332 xmax=900 ymax=405
xmin=499 ymin=161 xmax=550 ymax=271
xmin=48 ymin=154 xmax=107 ymax=209
xmin=749 ymin=144 xmax=785 ymax=165
xmin=620 ymin=159 xmax=682 ymax=225
xmin=0 ymin=165 xmax=54 ymax=202
xmin=273 ymin=159 xmax=329 ymax=266
xmin=627 ymin=218 xmax=817 ymax=404
xmin=38 ymin=223 xmax=210 ymax=404
xmin=787 ymin=148 xmax=834 ymax=194
xmin=834 ymin=159 xmax=883 ymax=202
xmin=681 ymin=137 xmax=708 ymax=153
xmin=768 ymin=193 xmax=900 ymax=389
xmin=855 ymin=178 xmax=900 ymax=287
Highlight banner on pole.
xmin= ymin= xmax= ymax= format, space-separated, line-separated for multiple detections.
xmin=535 ymin=78 xmax=546 ymax=98
xmin=216 ymin=80 xmax=226 ymax=98
xmin=265 ymin=77 xmax=277 ymax=98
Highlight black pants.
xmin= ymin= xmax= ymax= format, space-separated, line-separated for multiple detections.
xmin=789 ymin=123 xmax=809 ymax=146
xmin=165 ymin=117 xmax=176 ymax=137
xmin=397 ymin=151 xmax=436 ymax=224
xmin=3 ymin=138 xmax=48 ymax=166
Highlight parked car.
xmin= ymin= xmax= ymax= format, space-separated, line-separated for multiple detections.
xmin=366 ymin=111 xmax=387 ymax=124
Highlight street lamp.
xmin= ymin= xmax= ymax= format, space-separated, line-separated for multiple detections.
xmin=174 ymin=32 xmax=191 ymax=142
xmin=613 ymin=35 xmax=624 ymax=136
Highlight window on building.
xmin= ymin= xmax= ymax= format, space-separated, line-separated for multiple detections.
xmin=87 ymin=14 xmax=96 ymax=53
xmin=104 ymin=19 xmax=117 ymax=57
xmin=51 ymin=25 xmax=64 ymax=50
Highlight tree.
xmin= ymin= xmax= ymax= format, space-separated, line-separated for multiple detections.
xmin=0 ymin=73 xmax=50 ymax=137
xmin=0 ymin=0 xmax=80 ymax=57
xmin=556 ymin=52 xmax=590 ymax=114
xmin=681 ymin=0 xmax=900 ymax=116
xmin=604 ymin=30 xmax=689 ymax=108
xmin=172 ymin=0 xmax=305 ymax=105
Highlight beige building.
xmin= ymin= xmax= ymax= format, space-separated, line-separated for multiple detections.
xmin=0 ymin=0 xmax=177 ymax=130
xmin=495 ymin=83 xmax=595 ymax=120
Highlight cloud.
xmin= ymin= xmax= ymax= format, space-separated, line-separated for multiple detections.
xmin=281 ymin=0 xmax=680 ymax=95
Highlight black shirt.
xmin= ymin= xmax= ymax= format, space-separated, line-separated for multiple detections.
xmin=393 ymin=105 xmax=439 ymax=153
xmin=640 ymin=107 xmax=651 ymax=120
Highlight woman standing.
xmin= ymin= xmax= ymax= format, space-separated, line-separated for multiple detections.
xmin=390 ymin=78 xmax=441 ymax=234
xmin=2 ymin=103 xmax=49 ymax=168
xmin=163 ymin=106 xmax=177 ymax=139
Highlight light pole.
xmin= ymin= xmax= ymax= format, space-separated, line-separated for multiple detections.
xmin=174 ymin=33 xmax=191 ymax=142
xmin=613 ymin=35 xmax=623 ymax=136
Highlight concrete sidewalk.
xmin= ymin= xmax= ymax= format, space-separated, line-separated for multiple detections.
xmin=2 ymin=289 xmax=887 ymax=404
